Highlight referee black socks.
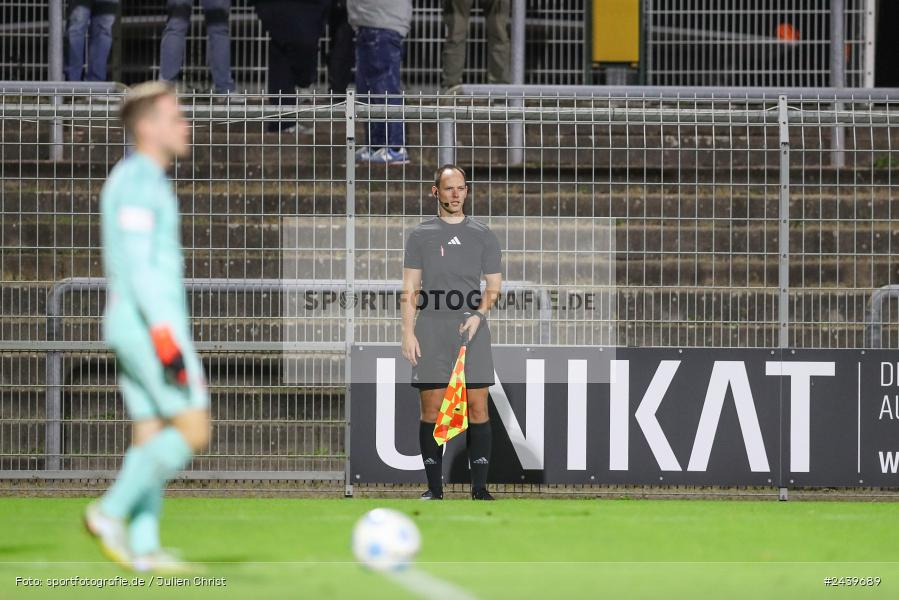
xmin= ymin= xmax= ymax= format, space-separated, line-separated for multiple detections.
xmin=468 ymin=421 xmax=492 ymax=493
xmin=419 ymin=421 xmax=443 ymax=496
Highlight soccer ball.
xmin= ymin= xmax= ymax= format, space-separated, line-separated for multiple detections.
xmin=352 ymin=508 xmax=421 ymax=571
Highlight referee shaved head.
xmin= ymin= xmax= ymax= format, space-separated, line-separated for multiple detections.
xmin=434 ymin=164 xmax=467 ymax=188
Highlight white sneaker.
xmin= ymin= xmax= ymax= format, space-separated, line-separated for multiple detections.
xmin=354 ymin=146 xmax=373 ymax=161
xmin=367 ymin=147 xmax=410 ymax=165
xmin=84 ymin=501 xmax=132 ymax=568
xmin=213 ymin=90 xmax=247 ymax=105
xmin=132 ymin=548 xmax=195 ymax=574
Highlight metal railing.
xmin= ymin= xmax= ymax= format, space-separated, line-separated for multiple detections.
xmin=5 ymin=1 xmax=880 ymax=90
xmin=864 ymin=285 xmax=899 ymax=349
xmin=37 ymin=276 xmax=549 ymax=477
xmin=643 ymin=0 xmax=875 ymax=87
xmin=2 ymin=0 xmax=586 ymax=92
xmin=2 ymin=87 xmax=899 ymax=483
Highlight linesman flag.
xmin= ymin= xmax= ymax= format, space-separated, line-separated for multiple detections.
xmin=433 ymin=337 xmax=469 ymax=445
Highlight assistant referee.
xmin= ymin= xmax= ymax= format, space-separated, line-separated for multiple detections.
xmin=401 ymin=164 xmax=503 ymax=501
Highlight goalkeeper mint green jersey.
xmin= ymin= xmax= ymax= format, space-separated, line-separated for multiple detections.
xmin=101 ymin=152 xmax=190 ymax=342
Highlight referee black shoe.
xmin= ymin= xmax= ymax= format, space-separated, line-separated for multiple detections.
xmin=471 ymin=488 xmax=495 ymax=501
xmin=420 ymin=489 xmax=444 ymax=500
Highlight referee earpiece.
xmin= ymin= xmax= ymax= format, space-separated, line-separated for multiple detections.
xmin=436 ymin=190 xmax=451 ymax=210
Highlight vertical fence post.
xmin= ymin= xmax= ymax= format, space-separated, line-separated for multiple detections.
xmin=510 ymin=0 xmax=525 ymax=83
xmin=777 ymin=97 xmax=791 ymax=350
xmin=344 ymin=91 xmax=356 ymax=497
xmin=830 ymin=0 xmax=845 ymax=168
xmin=508 ymin=0 xmax=526 ymax=166
xmin=777 ymin=95 xmax=791 ymax=501
xmin=49 ymin=0 xmax=64 ymax=162
xmin=863 ymin=0 xmax=876 ymax=88
xmin=45 ymin=283 xmax=64 ymax=472
xmin=438 ymin=117 xmax=455 ymax=165
xmin=49 ymin=0 xmax=64 ymax=80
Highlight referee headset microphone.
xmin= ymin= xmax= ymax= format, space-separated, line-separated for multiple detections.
xmin=435 ymin=188 xmax=451 ymax=211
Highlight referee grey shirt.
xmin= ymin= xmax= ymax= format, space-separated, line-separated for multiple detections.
xmin=403 ymin=216 xmax=502 ymax=314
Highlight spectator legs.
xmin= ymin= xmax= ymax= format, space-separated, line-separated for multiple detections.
xmin=355 ymin=27 xmax=405 ymax=150
xmin=327 ymin=0 xmax=355 ymax=95
xmin=254 ymin=0 xmax=327 ymax=131
xmin=483 ymin=0 xmax=511 ymax=84
xmin=441 ymin=0 xmax=473 ymax=89
xmin=254 ymin=0 xmax=327 ymax=98
xmin=64 ymin=1 xmax=92 ymax=81
xmin=201 ymin=0 xmax=235 ymax=93
xmin=161 ymin=0 xmax=235 ymax=92
xmin=84 ymin=1 xmax=118 ymax=82
xmin=65 ymin=0 xmax=118 ymax=82
xmin=160 ymin=0 xmax=191 ymax=83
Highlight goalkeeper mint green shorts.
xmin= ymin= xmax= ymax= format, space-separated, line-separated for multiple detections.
xmin=107 ymin=314 xmax=209 ymax=421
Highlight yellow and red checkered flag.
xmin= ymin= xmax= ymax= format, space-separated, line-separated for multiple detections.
xmin=433 ymin=339 xmax=468 ymax=446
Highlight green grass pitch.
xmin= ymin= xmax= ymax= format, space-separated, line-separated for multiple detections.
xmin=2 ymin=497 xmax=898 ymax=599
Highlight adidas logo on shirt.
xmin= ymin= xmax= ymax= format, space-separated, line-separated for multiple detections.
xmin=447 ymin=236 xmax=462 ymax=245
xmin=423 ymin=458 xmax=437 ymax=465
xmin=472 ymin=457 xmax=489 ymax=465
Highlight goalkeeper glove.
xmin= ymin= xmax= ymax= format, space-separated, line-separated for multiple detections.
xmin=149 ymin=324 xmax=188 ymax=386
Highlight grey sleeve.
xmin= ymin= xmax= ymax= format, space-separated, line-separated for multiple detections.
xmin=482 ymin=229 xmax=502 ymax=274
xmin=403 ymin=229 xmax=423 ymax=269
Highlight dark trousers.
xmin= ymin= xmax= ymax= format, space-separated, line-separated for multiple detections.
xmin=355 ymin=26 xmax=405 ymax=149
xmin=65 ymin=0 xmax=118 ymax=82
xmin=161 ymin=0 xmax=235 ymax=92
xmin=327 ymin=0 xmax=355 ymax=94
xmin=254 ymin=0 xmax=329 ymax=102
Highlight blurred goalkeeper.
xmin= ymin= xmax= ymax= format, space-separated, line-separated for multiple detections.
xmin=402 ymin=164 xmax=502 ymax=501
xmin=85 ymin=81 xmax=210 ymax=573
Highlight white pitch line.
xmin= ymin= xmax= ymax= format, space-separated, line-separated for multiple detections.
xmin=385 ymin=567 xmax=479 ymax=600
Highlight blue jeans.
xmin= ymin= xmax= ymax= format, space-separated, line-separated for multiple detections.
xmin=160 ymin=0 xmax=235 ymax=92
xmin=65 ymin=0 xmax=118 ymax=82
xmin=355 ymin=27 xmax=405 ymax=149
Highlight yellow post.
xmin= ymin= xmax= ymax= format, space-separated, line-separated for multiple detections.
xmin=592 ymin=0 xmax=640 ymax=65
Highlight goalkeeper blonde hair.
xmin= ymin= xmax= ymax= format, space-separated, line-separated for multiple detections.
xmin=120 ymin=81 xmax=176 ymax=137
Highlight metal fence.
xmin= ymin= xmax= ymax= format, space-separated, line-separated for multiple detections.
xmin=0 ymin=0 xmax=587 ymax=92
xmin=5 ymin=1 xmax=883 ymax=91
xmin=1 ymin=87 xmax=898 ymax=484
xmin=644 ymin=0 xmax=875 ymax=87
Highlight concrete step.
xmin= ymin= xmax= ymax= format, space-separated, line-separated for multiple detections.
xmin=0 ymin=351 xmax=344 ymax=386
xmin=3 ymin=286 xmax=897 ymax=344
xmin=3 ymin=151 xmax=891 ymax=185
xmin=4 ymin=246 xmax=897 ymax=288
xmin=5 ymin=178 xmax=897 ymax=221
xmin=5 ymin=205 xmax=899 ymax=248
xmin=4 ymin=115 xmax=886 ymax=150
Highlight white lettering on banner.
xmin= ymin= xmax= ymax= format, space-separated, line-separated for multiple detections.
xmin=609 ymin=360 xmax=629 ymax=470
xmin=882 ymin=362 xmax=895 ymax=387
xmin=879 ymin=451 xmax=899 ymax=474
xmin=489 ymin=361 xmax=545 ymax=469
xmin=567 ymin=360 xmax=588 ymax=470
xmin=688 ymin=361 xmax=770 ymax=472
xmin=632 ymin=360 xmax=683 ymax=471
xmin=375 ymin=358 xmax=421 ymax=470
xmin=880 ymin=396 xmax=898 ymax=420
xmin=371 ymin=354 xmax=841 ymax=475
xmin=765 ymin=362 xmax=835 ymax=473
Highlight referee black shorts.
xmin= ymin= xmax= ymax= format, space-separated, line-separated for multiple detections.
xmin=411 ymin=311 xmax=495 ymax=390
